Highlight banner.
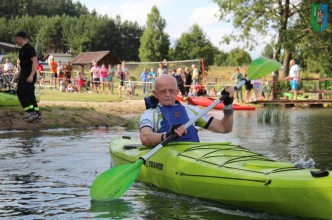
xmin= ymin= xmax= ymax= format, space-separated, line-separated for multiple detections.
xmin=311 ymin=3 xmax=328 ymax=32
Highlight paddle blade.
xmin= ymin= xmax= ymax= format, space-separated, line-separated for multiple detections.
xmin=248 ymin=57 xmax=282 ymax=80
xmin=90 ymin=159 xmax=144 ymax=201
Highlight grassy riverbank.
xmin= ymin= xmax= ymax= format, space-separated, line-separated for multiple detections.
xmin=0 ymin=65 xmax=254 ymax=131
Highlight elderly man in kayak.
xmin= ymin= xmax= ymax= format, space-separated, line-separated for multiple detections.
xmin=139 ymin=74 xmax=235 ymax=147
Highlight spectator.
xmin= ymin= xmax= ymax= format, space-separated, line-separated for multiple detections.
xmin=251 ymin=78 xmax=265 ymax=101
xmin=77 ymin=72 xmax=85 ymax=93
xmin=126 ymin=79 xmax=133 ymax=99
xmin=57 ymin=61 xmax=64 ymax=88
xmin=121 ymin=61 xmax=129 ymax=81
xmin=90 ymin=62 xmax=100 ymax=93
xmin=184 ymin=67 xmax=192 ymax=95
xmin=192 ymin=64 xmax=199 ymax=85
xmin=99 ymin=63 xmax=108 ymax=94
xmin=63 ymin=61 xmax=73 ymax=83
xmin=286 ymin=59 xmax=301 ymax=100
xmin=173 ymin=68 xmax=186 ymax=96
xmin=49 ymin=57 xmax=57 ymax=88
xmin=36 ymin=61 xmax=44 ymax=88
xmin=116 ymin=64 xmax=125 ymax=98
xmin=4 ymin=58 xmax=14 ymax=73
xmin=59 ymin=79 xmax=68 ymax=92
xmin=107 ymin=64 xmax=115 ymax=94
xmin=14 ymin=59 xmax=21 ymax=75
xmin=14 ymin=31 xmax=41 ymax=122
xmin=140 ymin=67 xmax=149 ymax=95
xmin=157 ymin=62 xmax=167 ymax=76
xmin=147 ymin=67 xmax=157 ymax=92
xmin=230 ymin=68 xmax=244 ymax=102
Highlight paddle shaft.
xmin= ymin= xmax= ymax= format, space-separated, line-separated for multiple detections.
xmin=141 ymin=79 xmax=245 ymax=161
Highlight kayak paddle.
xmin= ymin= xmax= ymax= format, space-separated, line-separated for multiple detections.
xmin=90 ymin=57 xmax=282 ymax=201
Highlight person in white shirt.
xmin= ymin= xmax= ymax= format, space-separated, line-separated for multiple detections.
xmin=4 ymin=58 xmax=14 ymax=73
xmin=286 ymin=59 xmax=300 ymax=100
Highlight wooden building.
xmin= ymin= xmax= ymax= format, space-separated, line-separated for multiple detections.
xmin=71 ymin=51 xmax=119 ymax=73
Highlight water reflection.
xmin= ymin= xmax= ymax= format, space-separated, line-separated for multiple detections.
xmin=0 ymin=109 xmax=331 ymax=219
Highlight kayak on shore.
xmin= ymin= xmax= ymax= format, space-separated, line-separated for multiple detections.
xmin=109 ymin=137 xmax=332 ymax=219
xmin=187 ymin=96 xmax=256 ymax=110
xmin=281 ymin=92 xmax=309 ymax=100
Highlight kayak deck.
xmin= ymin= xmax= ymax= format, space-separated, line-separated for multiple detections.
xmin=110 ymin=138 xmax=332 ymax=219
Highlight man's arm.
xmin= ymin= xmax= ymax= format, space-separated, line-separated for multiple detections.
xmin=206 ymin=111 xmax=233 ymax=133
xmin=206 ymin=87 xmax=234 ymax=133
xmin=26 ymin=56 xmax=37 ymax=83
xmin=140 ymin=125 xmax=187 ymax=148
xmin=140 ymin=127 xmax=165 ymax=147
xmin=296 ymin=66 xmax=300 ymax=81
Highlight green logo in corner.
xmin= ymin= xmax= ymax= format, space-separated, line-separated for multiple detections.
xmin=311 ymin=4 xmax=328 ymax=32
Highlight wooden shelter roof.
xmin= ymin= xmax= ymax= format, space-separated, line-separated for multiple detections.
xmin=71 ymin=51 xmax=119 ymax=65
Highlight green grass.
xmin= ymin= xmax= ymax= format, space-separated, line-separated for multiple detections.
xmin=257 ymin=105 xmax=285 ymax=124
xmin=37 ymin=83 xmax=146 ymax=102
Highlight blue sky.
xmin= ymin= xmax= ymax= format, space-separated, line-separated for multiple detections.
xmin=76 ymin=0 xmax=266 ymax=58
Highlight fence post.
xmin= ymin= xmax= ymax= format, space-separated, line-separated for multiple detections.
xmin=318 ymin=74 xmax=323 ymax=100
xmin=272 ymin=74 xmax=277 ymax=100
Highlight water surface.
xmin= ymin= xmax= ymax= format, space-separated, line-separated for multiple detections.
xmin=0 ymin=109 xmax=331 ymax=219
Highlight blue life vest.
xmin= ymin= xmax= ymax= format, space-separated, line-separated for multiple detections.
xmin=158 ymin=103 xmax=199 ymax=142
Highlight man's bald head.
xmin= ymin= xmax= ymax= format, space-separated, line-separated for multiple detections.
xmin=154 ymin=74 xmax=178 ymax=90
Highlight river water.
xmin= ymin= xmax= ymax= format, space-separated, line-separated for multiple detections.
xmin=0 ymin=108 xmax=331 ymax=220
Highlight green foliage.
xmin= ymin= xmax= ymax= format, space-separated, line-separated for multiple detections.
xmin=173 ymin=24 xmax=218 ymax=68
xmin=0 ymin=0 xmax=89 ymax=19
xmin=0 ymin=7 xmax=144 ymax=61
xmin=225 ymin=48 xmax=251 ymax=66
xmin=257 ymin=105 xmax=285 ymax=124
xmin=123 ymin=116 xmax=140 ymax=131
xmin=261 ymin=44 xmax=274 ymax=58
xmin=212 ymin=0 xmax=332 ymax=77
xmin=214 ymin=50 xmax=228 ymax=66
xmin=139 ymin=6 xmax=170 ymax=62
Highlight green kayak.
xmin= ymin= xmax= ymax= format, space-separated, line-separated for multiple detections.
xmin=110 ymin=137 xmax=332 ymax=219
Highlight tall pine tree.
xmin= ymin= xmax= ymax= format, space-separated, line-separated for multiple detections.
xmin=139 ymin=6 xmax=170 ymax=62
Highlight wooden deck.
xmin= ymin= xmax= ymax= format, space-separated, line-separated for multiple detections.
xmin=251 ymin=99 xmax=332 ymax=108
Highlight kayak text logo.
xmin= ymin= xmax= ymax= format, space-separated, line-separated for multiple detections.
xmin=311 ymin=3 xmax=328 ymax=32
xmin=147 ymin=161 xmax=163 ymax=170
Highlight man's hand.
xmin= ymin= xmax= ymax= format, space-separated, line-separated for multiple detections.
xmin=165 ymin=124 xmax=187 ymax=140
xmin=221 ymin=87 xmax=235 ymax=105
xmin=26 ymin=75 xmax=34 ymax=83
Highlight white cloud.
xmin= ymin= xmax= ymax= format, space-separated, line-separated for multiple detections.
xmin=190 ymin=6 xmax=220 ymax=26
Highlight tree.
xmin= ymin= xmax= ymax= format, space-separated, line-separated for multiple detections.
xmin=212 ymin=0 xmax=332 ymax=77
xmin=261 ymin=44 xmax=274 ymax=58
xmin=226 ymin=48 xmax=251 ymax=66
xmin=139 ymin=6 xmax=170 ymax=62
xmin=214 ymin=50 xmax=228 ymax=66
xmin=173 ymin=24 xmax=218 ymax=68
xmin=0 ymin=0 xmax=89 ymax=19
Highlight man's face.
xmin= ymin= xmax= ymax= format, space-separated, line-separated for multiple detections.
xmin=15 ymin=37 xmax=23 ymax=46
xmin=153 ymin=79 xmax=178 ymax=106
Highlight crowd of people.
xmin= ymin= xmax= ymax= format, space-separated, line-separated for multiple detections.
xmin=140 ymin=61 xmax=208 ymax=99
xmin=1 ymin=54 xmax=300 ymax=103
xmin=230 ymin=66 xmax=269 ymax=103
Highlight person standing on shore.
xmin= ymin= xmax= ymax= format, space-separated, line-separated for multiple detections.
xmin=13 ymin=31 xmax=41 ymax=122
xmin=286 ymin=59 xmax=301 ymax=100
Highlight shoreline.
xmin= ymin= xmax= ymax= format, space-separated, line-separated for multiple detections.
xmin=0 ymin=100 xmax=146 ymax=131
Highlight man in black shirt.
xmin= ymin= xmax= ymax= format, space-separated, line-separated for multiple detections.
xmin=14 ymin=31 xmax=41 ymax=122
